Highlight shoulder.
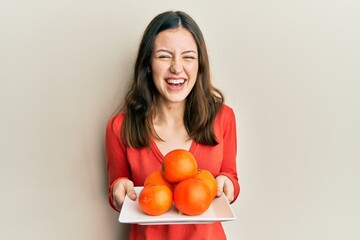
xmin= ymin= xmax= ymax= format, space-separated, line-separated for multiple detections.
xmin=217 ymin=104 xmax=235 ymax=119
xmin=214 ymin=104 xmax=236 ymax=127
xmin=106 ymin=112 xmax=126 ymax=135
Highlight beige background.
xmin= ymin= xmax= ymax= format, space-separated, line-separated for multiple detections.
xmin=1 ymin=0 xmax=359 ymax=239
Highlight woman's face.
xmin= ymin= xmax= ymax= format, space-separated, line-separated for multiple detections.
xmin=151 ymin=27 xmax=199 ymax=106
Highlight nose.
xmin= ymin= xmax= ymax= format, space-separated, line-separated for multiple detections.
xmin=170 ymin=58 xmax=183 ymax=74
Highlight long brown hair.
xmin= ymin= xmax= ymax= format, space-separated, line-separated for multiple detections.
xmin=120 ymin=11 xmax=224 ymax=148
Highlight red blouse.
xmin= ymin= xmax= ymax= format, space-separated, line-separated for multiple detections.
xmin=105 ymin=104 xmax=240 ymax=240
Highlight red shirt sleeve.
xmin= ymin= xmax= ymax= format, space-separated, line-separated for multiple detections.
xmin=105 ymin=113 xmax=131 ymax=211
xmin=217 ymin=106 xmax=240 ymax=203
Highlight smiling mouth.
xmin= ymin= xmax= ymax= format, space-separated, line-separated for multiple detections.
xmin=166 ymin=78 xmax=186 ymax=86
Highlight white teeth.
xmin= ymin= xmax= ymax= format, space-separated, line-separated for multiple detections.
xmin=166 ymin=79 xmax=185 ymax=85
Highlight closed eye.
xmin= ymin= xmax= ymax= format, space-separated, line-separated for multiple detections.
xmin=158 ymin=55 xmax=172 ymax=59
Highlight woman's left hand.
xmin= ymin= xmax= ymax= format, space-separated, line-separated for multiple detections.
xmin=215 ymin=175 xmax=234 ymax=203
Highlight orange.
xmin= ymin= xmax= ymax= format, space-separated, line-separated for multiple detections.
xmin=195 ymin=169 xmax=217 ymax=199
xmin=162 ymin=149 xmax=197 ymax=183
xmin=144 ymin=170 xmax=174 ymax=191
xmin=138 ymin=184 xmax=173 ymax=216
xmin=173 ymin=178 xmax=212 ymax=216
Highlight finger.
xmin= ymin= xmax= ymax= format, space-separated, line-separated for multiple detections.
xmin=216 ymin=187 xmax=223 ymax=197
xmin=113 ymin=180 xmax=127 ymax=209
xmin=223 ymin=180 xmax=234 ymax=202
xmin=125 ymin=180 xmax=137 ymax=200
xmin=114 ymin=194 xmax=125 ymax=210
xmin=216 ymin=178 xmax=225 ymax=197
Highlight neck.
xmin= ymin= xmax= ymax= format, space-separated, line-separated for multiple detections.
xmin=153 ymin=100 xmax=185 ymax=126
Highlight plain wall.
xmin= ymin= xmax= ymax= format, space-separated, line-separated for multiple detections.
xmin=1 ymin=1 xmax=359 ymax=239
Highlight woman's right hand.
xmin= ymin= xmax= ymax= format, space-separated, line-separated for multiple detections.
xmin=112 ymin=179 xmax=137 ymax=211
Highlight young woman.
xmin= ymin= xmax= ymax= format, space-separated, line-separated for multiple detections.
xmin=105 ymin=10 xmax=240 ymax=240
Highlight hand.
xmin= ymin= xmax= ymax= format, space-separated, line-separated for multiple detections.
xmin=112 ymin=179 xmax=137 ymax=211
xmin=215 ymin=175 xmax=234 ymax=203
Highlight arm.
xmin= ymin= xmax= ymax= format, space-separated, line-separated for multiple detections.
xmin=105 ymin=115 xmax=136 ymax=211
xmin=216 ymin=107 xmax=240 ymax=203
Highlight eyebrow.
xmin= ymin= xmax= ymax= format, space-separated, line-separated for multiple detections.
xmin=155 ymin=49 xmax=198 ymax=54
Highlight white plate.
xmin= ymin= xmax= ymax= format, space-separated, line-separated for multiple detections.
xmin=118 ymin=187 xmax=236 ymax=225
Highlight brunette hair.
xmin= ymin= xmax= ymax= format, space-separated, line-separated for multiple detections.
xmin=120 ymin=11 xmax=224 ymax=148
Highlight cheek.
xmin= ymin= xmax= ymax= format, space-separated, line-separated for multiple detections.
xmin=183 ymin=63 xmax=199 ymax=73
xmin=151 ymin=65 xmax=168 ymax=90
xmin=151 ymin=63 xmax=167 ymax=77
xmin=187 ymin=65 xmax=199 ymax=77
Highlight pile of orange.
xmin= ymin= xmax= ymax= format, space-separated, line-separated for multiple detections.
xmin=138 ymin=149 xmax=217 ymax=216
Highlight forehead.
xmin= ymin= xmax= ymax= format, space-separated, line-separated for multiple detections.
xmin=153 ymin=27 xmax=198 ymax=51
